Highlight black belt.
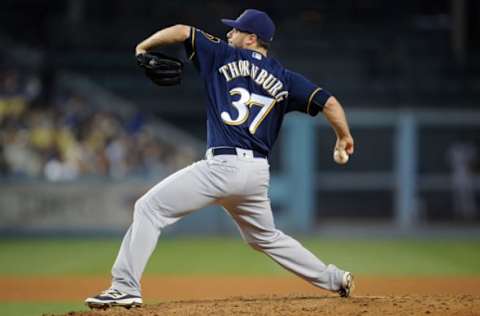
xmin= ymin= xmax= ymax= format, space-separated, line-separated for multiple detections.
xmin=211 ymin=147 xmax=267 ymax=159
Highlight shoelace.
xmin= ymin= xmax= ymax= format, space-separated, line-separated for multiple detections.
xmin=101 ymin=289 xmax=123 ymax=296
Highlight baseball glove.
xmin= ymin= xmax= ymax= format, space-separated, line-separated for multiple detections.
xmin=136 ymin=52 xmax=183 ymax=86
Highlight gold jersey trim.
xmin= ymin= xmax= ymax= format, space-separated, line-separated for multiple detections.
xmin=188 ymin=27 xmax=196 ymax=60
xmin=306 ymin=87 xmax=322 ymax=114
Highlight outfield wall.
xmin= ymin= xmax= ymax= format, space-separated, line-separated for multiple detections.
xmin=0 ymin=181 xmax=237 ymax=236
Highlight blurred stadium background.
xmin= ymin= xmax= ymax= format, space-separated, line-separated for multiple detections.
xmin=1 ymin=0 xmax=480 ymax=315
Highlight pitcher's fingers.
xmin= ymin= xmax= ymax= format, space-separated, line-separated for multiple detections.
xmin=346 ymin=143 xmax=354 ymax=155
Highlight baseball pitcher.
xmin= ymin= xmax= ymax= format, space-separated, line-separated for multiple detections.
xmin=86 ymin=9 xmax=355 ymax=309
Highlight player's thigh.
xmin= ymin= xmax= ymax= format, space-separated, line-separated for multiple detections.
xmin=223 ymin=198 xmax=278 ymax=244
xmin=140 ymin=160 xmax=217 ymax=218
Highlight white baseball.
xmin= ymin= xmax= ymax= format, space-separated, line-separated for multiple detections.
xmin=334 ymin=149 xmax=349 ymax=164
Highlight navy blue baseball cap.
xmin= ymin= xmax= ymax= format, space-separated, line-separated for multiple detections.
xmin=221 ymin=9 xmax=275 ymax=42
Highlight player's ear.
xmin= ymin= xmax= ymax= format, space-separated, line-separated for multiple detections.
xmin=247 ymin=33 xmax=257 ymax=46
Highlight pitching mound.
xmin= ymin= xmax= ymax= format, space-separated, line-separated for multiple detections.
xmin=3 ymin=276 xmax=478 ymax=315
xmin=49 ymin=294 xmax=479 ymax=316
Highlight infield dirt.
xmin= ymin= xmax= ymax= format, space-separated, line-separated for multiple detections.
xmin=3 ymin=276 xmax=479 ymax=315
xmin=53 ymin=294 xmax=480 ymax=316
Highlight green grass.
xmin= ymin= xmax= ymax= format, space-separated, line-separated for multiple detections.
xmin=1 ymin=238 xmax=479 ymax=316
xmin=0 ymin=302 xmax=87 ymax=316
xmin=1 ymin=237 xmax=480 ymax=277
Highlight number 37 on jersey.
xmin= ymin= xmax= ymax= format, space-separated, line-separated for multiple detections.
xmin=221 ymin=87 xmax=276 ymax=135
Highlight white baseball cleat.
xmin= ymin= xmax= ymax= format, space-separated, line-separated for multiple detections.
xmin=85 ymin=289 xmax=143 ymax=309
xmin=338 ymin=272 xmax=354 ymax=298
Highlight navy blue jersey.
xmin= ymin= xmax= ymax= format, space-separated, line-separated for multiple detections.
xmin=184 ymin=27 xmax=331 ymax=156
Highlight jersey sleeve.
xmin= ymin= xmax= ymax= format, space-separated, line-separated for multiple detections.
xmin=285 ymin=70 xmax=332 ymax=116
xmin=184 ymin=27 xmax=231 ymax=77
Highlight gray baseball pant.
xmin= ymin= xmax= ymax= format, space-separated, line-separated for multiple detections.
xmin=110 ymin=149 xmax=346 ymax=296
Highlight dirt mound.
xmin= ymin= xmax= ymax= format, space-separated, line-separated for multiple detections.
xmin=4 ymin=276 xmax=479 ymax=315
xmin=47 ymin=294 xmax=480 ymax=316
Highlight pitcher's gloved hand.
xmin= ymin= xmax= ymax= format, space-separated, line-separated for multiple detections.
xmin=136 ymin=52 xmax=183 ymax=86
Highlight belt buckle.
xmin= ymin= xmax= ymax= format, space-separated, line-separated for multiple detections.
xmin=235 ymin=148 xmax=254 ymax=159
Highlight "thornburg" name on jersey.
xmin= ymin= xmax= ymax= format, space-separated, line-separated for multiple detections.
xmin=218 ymin=60 xmax=289 ymax=102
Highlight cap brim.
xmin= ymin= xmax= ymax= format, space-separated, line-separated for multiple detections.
xmin=221 ymin=18 xmax=240 ymax=29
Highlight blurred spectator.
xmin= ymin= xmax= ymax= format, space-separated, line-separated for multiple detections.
xmin=0 ymin=69 xmax=197 ymax=182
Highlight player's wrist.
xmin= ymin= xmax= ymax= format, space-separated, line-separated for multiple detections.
xmin=335 ymin=130 xmax=352 ymax=139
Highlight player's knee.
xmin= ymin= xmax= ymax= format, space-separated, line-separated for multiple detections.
xmin=133 ymin=195 xmax=150 ymax=219
xmin=133 ymin=195 xmax=172 ymax=228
